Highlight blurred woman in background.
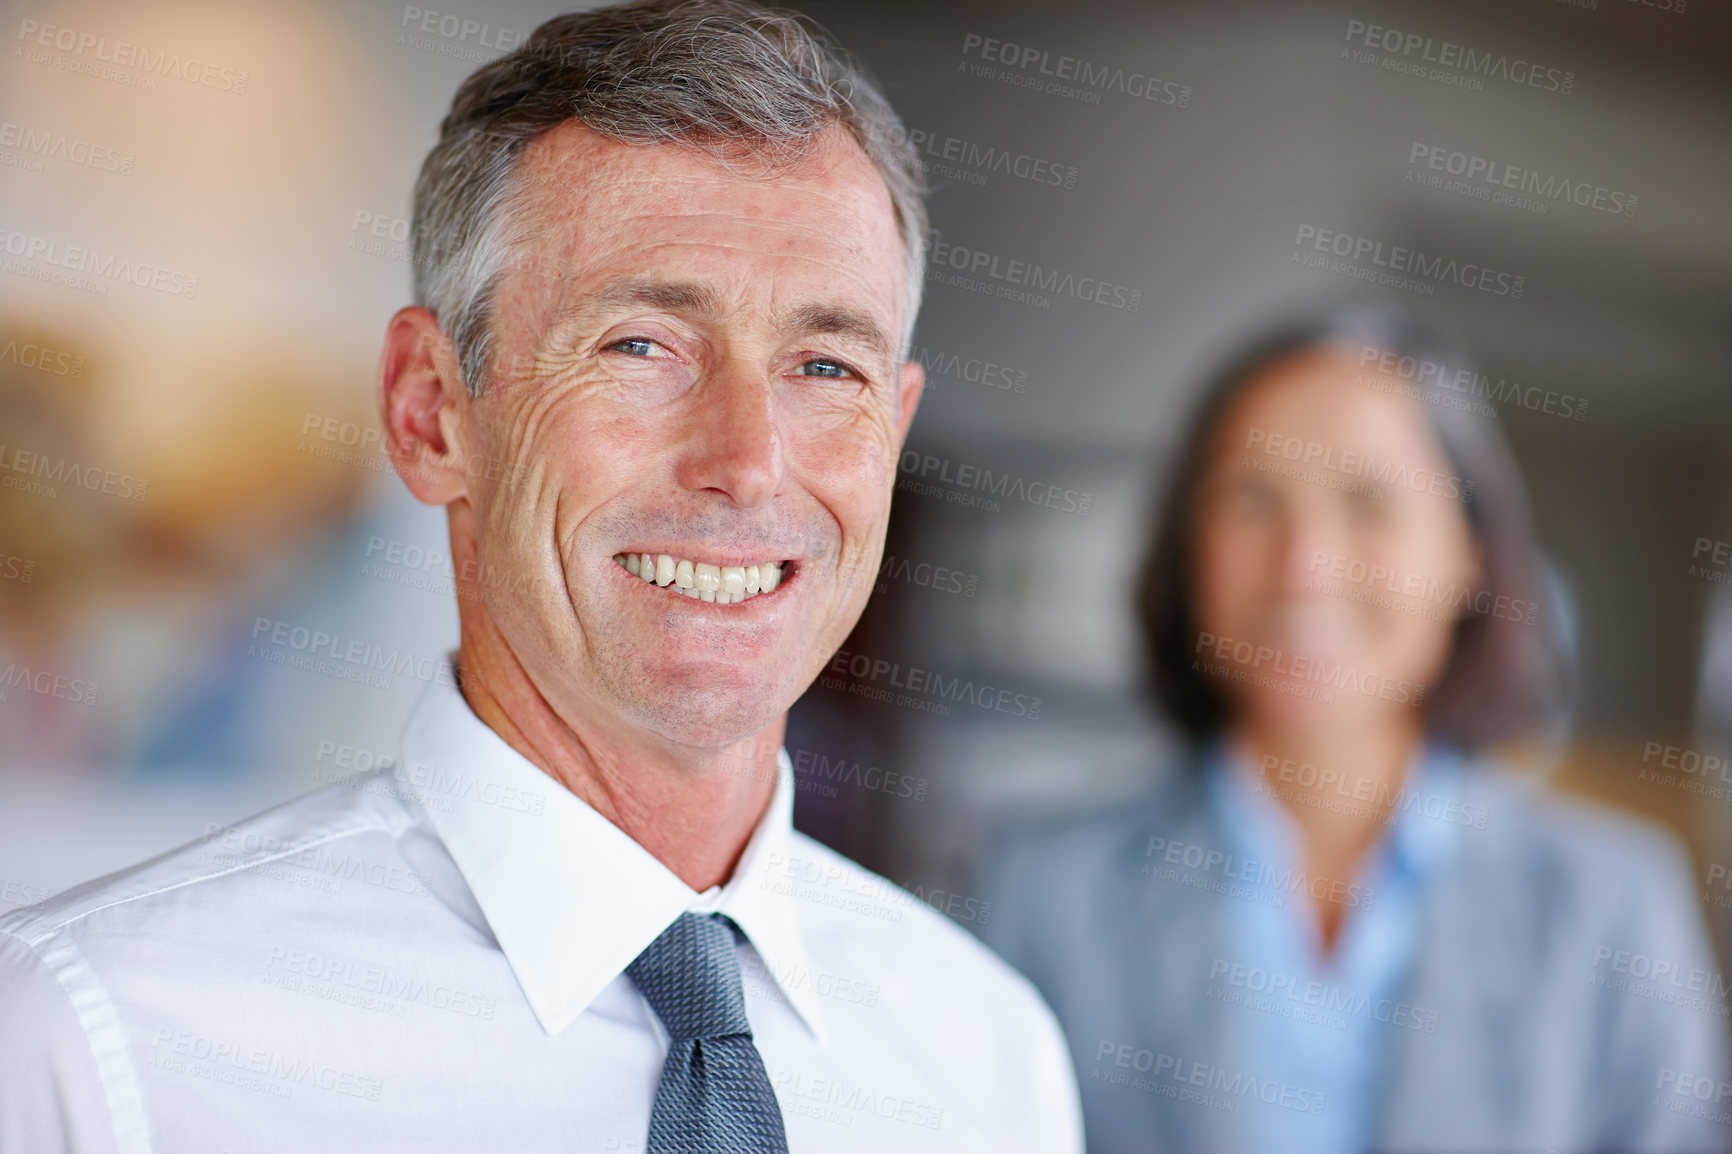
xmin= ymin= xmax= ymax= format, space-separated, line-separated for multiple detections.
xmin=982 ymin=301 xmax=1730 ymax=1153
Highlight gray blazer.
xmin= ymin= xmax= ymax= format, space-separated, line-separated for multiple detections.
xmin=980 ymin=761 xmax=1732 ymax=1153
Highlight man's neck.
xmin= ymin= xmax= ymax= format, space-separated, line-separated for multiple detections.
xmin=453 ymin=622 xmax=783 ymax=892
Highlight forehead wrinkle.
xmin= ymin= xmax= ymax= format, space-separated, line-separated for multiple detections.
xmin=512 ymin=125 xmax=904 ymax=291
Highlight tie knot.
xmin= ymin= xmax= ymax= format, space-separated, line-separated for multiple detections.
xmin=626 ymin=913 xmax=753 ymax=1042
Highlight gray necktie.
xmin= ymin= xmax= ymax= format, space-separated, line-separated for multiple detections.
xmin=626 ymin=912 xmax=790 ymax=1154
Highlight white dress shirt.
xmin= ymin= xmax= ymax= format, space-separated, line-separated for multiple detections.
xmin=0 ymin=667 xmax=1082 ymax=1154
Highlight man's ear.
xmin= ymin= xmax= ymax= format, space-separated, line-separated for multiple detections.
xmin=894 ymin=357 xmax=925 ymax=445
xmin=378 ymin=306 xmax=470 ymax=505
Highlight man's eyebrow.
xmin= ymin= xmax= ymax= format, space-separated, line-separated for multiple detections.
xmin=587 ymin=279 xmax=723 ymax=317
xmin=536 ymin=278 xmax=723 ymax=351
xmin=779 ymin=303 xmax=893 ymax=361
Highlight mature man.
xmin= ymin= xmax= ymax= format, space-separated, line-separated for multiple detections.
xmin=0 ymin=2 xmax=1082 ymax=1151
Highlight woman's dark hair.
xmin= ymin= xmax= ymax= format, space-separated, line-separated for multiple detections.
xmin=1138 ymin=299 xmax=1568 ymax=753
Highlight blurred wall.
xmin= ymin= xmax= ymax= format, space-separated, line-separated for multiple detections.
xmin=782 ymin=0 xmax=1732 ymax=953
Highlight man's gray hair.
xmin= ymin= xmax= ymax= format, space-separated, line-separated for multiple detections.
xmin=411 ymin=0 xmax=928 ymax=397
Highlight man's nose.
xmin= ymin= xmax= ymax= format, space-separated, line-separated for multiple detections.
xmin=674 ymin=365 xmax=783 ymax=508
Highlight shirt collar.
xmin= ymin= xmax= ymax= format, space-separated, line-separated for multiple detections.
xmin=400 ymin=660 xmax=827 ymax=1042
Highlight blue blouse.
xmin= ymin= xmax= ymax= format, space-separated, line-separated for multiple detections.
xmin=1204 ymin=740 xmax=1463 ymax=1154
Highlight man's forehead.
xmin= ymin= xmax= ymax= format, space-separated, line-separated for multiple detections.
xmin=516 ymin=119 xmax=894 ymax=229
xmin=505 ymin=121 xmax=906 ymax=343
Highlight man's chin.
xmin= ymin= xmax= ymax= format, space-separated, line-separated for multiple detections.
xmin=635 ymin=700 xmax=786 ymax=751
xmin=611 ymin=671 xmax=798 ymax=751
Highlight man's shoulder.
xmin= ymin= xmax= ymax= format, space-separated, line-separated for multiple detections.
xmin=772 ymin=833 xmax=1082 ymax=1147
xmin=0 ymin=774 xmax=438 ymax=1150
xmin=0 ymin=772 xmax=425 ymax=950
xmin=774 ymin=831 xmax=1060 ymax=1034
xmin=776 ymin=832 xmax=996 ymax=956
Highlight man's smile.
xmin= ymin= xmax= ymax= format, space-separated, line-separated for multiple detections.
xmin=612 ymin=551 xmax=790 ymax=604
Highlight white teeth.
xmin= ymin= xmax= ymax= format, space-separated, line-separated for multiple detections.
xmin=613 ymin=553 xmax=786 ymax=604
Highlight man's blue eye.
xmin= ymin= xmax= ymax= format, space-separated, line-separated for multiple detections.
xmin=612 ymin=338 xmax=655 ymax=357
xmin=798 ymin=359 xmax=849 ymax=378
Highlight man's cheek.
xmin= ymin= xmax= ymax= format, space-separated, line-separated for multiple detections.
xmin=477 ymin=461 xmax=570 ymax=615
xmin=866 ymin=439 xmax=901 ymax=489
xmin=797 ymin=411 xmax=899 ymax=490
